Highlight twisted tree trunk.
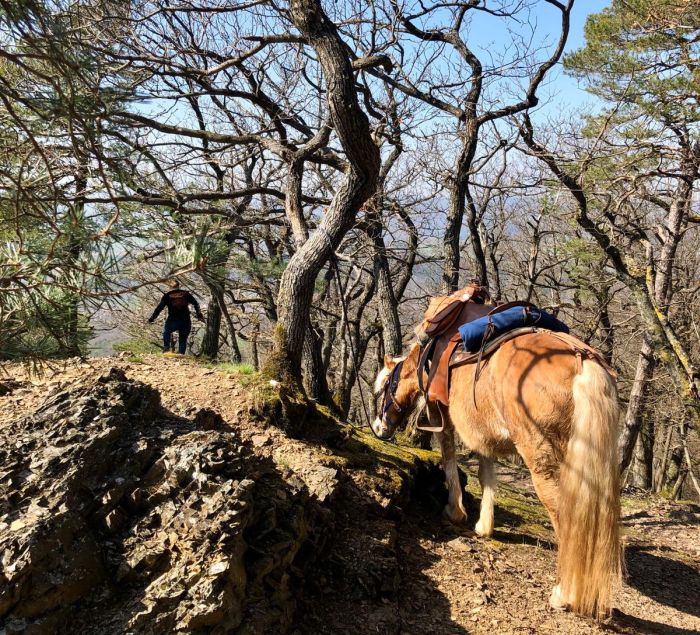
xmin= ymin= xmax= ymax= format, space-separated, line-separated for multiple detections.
xmin=272 ymin=0 xmax=380 ymax=389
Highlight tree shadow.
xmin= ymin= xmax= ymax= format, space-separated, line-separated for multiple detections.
xmin=624 ymin=545 xmax=700 ymax=619
xmin=292 ymin=449 xmax=471 ymax=634
xmin=454 ymin=472 xmax=556 ymax=550
xmin=395 ymin=520 xmax=474 ymax=634
xmin=608 ymin=609 xmax=700 ymax=635
xmin=489 ymin=528 xmax=556 ymax=550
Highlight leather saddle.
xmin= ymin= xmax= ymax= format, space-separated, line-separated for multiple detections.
xmin=414 ymin=285 xmax=490 ymax=431
xmin=422 ymin=300 xmax=534 ymax=403
xmin=415 ymin=283 xmax=491 ymax=344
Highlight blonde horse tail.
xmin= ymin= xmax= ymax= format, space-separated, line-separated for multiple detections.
xmin=558 ymin=359 xmax=622 ymax=619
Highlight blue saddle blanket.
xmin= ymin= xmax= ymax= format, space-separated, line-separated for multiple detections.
xmin=458 ymin=305 xmax=569 ymax=353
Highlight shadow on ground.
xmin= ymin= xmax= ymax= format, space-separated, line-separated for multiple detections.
xmin=609 ymin=610 xmax=700 ymax=635
xmin=290 ymin=420 xmax=469 ymax=634
xmin=625 ymin=546 xmax=700 ymax=619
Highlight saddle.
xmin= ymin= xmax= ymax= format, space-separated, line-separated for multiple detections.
xmin=415 ymin=286 xmax=615 ymax=432
xmin=414 ymin=285 xmax=492 ymax=431
xmin=415 ymin=283 xmax=491 ymax=344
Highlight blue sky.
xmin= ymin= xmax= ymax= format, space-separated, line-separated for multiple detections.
xmin=566 ymin=0 xmax=611 ymax=49
xmin=411 ymin=0 xmax=613 ymax=120
xmin=533 ymin=0 xmax=611 ymax=115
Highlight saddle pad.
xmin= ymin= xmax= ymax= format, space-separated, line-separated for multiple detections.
xmin=458 ymin=306 xmax=569 ymax=352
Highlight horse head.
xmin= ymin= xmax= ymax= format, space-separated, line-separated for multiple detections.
xmin=371 ymin=343 xmax=422 ymax=439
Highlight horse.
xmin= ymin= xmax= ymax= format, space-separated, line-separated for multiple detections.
xmin=371 ymin=298 xmax=622 ymax=620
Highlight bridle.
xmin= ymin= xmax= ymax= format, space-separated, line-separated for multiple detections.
xmin=374 ymin=360 xmax=405 ymax=439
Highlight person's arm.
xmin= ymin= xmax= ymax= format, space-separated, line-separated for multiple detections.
xmin=187 ymin=292 xmax=204 ymax=319
xmin=148 ymin=294 xmax=167 ymax=322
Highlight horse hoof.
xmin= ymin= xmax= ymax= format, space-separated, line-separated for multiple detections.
xmin=474 ymin=519 xmax=493 ymax=537
xmin=549 ymin=585 xmax=568 ymax=611
xmin=442 ymin=505 xmax=467 ymax=525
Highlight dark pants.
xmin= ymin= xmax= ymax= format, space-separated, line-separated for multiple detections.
xmin=163 ymin=318 xmax=191 ymax=354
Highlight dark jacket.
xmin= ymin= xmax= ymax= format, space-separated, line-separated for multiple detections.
xmin=149 ymin=289 xmax=201 ymax=322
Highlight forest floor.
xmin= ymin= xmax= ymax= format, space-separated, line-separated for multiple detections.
xmin=1 ymin=354 xmax=698 ymax=635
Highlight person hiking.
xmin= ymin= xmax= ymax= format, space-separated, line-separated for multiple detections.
xmin=148 ymin=279 xmax=204 ymax=354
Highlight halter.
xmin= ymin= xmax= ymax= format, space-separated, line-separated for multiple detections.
xmin=374 ymin=360 xmax=405 ymax=438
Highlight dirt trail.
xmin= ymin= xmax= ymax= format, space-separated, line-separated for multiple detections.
xmin=1 ymin=354 xmax=699 ymax=634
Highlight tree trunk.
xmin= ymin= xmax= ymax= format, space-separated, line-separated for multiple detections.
xmin=671 ymin=468 xmax=687 ymax=500
xmin=465 ymin=186 xmax=488 ymax=287
xmin=653 ymin=423 xmax=674 ymax=492
xmin=367 ymin=216 xmax=402 ymax=356
xmin=619 ymin=336 xmax=656 ymax=472
xmin=442 ymin=120 xmax=480 ymax=293
xmin=483 ymin=229 xmax=503 ymax=301
xmin=303 ymin=324 xmax=332 ymax=403
xmin=65 ymin=169 xmax=88 ymax=357
xmin=630 ymin=416 xmax=653 ymax=489
xmin=525 ymin=216 xmax=541 ymax=303
xmin=214 ymin=287 xmax=242 ymax=363
xmin=680 ymin=420 xmax=700 ymax=500
xmin=619 ymin=180 xmax=693 ymax=469
xmin=597 ymin=289 xmax=614 ymax=364
xmin=251 ymin=327 xmax=259 ymax=371
xmin=272 ymin=0 xmax=380 ymax=388
xmin=339 ymin=321 xmax=372 ymax=418
xmin=201 ymin=285 xmax=222 ymax=359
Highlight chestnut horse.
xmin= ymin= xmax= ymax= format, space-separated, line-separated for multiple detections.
xmin=372 ymin=313 xmax=622 ymax=619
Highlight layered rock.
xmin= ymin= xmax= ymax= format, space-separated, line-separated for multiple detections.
xmin=0 ymin=369 xmax=325 ymax=634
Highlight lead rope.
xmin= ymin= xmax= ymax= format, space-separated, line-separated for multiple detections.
xmin=322 ymin=229 xmax=373 ymax=429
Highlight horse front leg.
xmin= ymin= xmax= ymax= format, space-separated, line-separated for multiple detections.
xmin=475 ymin=455 xmax=496 ymax=537
xmin=435 ymin=420 xmax=467 ymax=524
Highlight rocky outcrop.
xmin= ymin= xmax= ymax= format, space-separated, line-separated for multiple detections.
xmin=0 ymin=364 xmax=451 ymax=634
xmin=0 ymin=369 xmax=327 ymax=634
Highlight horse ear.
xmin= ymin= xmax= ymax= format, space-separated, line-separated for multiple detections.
xmin=384 ymin=355 xmax=396 ymax=369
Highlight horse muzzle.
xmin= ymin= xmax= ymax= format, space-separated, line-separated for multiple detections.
xmin=370 ymin=416 xmax=395 ymax=440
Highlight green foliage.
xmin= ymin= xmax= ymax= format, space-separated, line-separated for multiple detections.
xmin=0 ymin=286 xmax=92 ymax=360
xmin=113 ymin=339 xmax=161 ymax=355
xmin=559 ymin=237 xmax=602 ymax=266
xmin=230 ymin=253 xmax=286 ymax=282
xmin=564 ymin=0 xmax=700 ymax=124
xmin=0 ymin=0 xmax=133 ymax=361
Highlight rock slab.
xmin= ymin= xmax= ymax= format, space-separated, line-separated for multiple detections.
xmin=0 ymin=368 xmax=324 ymax=634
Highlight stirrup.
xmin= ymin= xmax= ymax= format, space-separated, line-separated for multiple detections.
xmin=416 ymin=402 xmax=445 ymax=433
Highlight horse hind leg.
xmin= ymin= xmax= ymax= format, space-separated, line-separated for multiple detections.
xmin=435 ymin=426 xmax=467 ymax=524
xmin=515 ymin=447 xmax=567 ymax=609
xmin=475 ymin=455 xmax=496 ymax=537
xmin=528 ymin=467 xmax=561 ymax=537
xmin=527 ymin=468 xmax=566 ymax=609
